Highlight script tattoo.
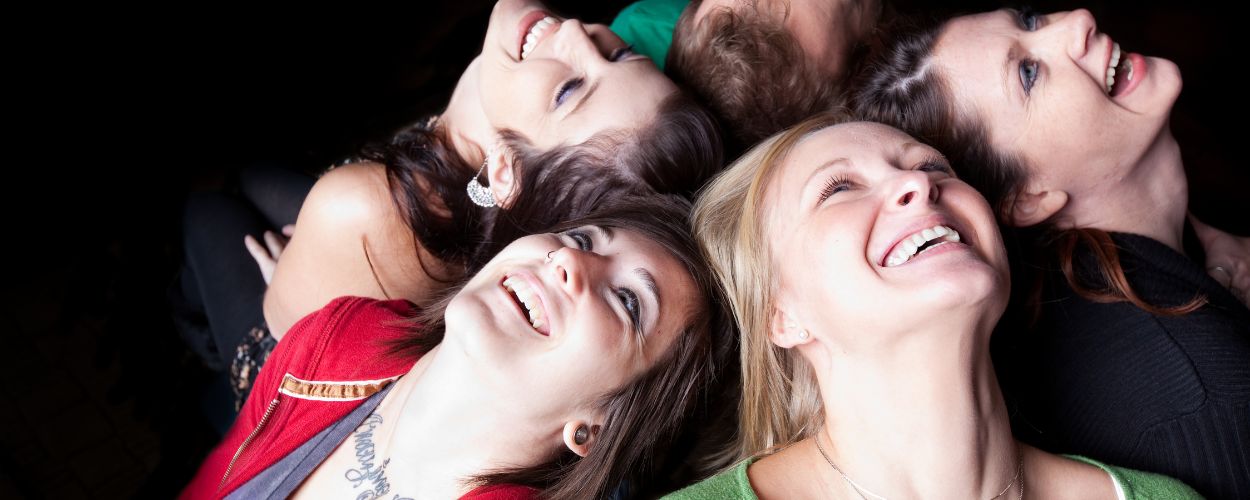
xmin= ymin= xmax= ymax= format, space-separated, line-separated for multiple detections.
xmin=344 ymin=413 xmax=413 ymax=500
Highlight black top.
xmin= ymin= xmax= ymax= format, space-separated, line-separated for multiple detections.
xmin=996 ymin=232 xmax=1250 ymax=500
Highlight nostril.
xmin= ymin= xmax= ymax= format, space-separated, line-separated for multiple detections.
xmin=899 ymin=192 xmax=915 ymax=206
xmin=557 ymin=266 xmax=568 ymax=283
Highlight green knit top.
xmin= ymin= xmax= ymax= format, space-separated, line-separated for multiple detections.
xmin=663 ymin=455 xmax=1202 ymax=500
xmin=609 ymin=0 xmax=688 ymax=71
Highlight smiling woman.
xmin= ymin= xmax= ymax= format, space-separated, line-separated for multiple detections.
xmin=852 ymin=7 xmax=1250 ymax=498
xmin=670 ymin=112 xmax=1199 ymax=500
xmin=182 ymin=195 xmax=732 ymax=500
xmin=261 ymin=0 xmax=722 ymax=345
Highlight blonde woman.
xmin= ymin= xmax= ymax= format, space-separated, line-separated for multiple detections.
xmin=666 ymin=113 xmax=1199 ymax=499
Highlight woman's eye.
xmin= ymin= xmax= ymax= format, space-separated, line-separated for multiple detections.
xmin=616 ymin=288 xmax=642 ymax=330
xmin=1019 ymin=60 xmax=1039 ymax=95
xmin=1016 ymin=7 xmax=1040 ymax=31
xmin=564 ymin=230 xmax=593 ymax=251
xmin=817 ymin=175 xmax=855 ymax=204
xmin=609 ymin=45 xmax=635 ymax=62
xmin=919 ymin=159 xmax=953 ymax=175
xmin=554 ymin=77 xmax=584 ymax=107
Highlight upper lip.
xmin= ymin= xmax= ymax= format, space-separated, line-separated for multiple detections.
xmin=876 ymin=214 xmax=966 ymax=267
xmin=502 ymin=269 xmax=554 ymax=336
xmin=517 ymin=10 xmax=558 ymax=60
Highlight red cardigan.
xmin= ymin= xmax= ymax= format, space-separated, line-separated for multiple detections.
xmin=181 ymin=296 xmax=536 ymax=499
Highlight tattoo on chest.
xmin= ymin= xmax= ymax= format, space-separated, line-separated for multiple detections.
xmin=344 ymin=413 xmax=413 ymax=500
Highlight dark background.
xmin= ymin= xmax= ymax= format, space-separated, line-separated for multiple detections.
xmin=1 ymin=0 xmax=1242 ymax=497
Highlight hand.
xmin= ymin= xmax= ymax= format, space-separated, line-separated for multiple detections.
xmin=244 ymin=224 xmax=295 ymax=285
xmin=1190 ymin=214 xmax=1249 ymax=306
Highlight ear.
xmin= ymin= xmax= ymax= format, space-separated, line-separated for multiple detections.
xmin=561 ymin=420 xmax=602 ymax=457
xmin=484 ymin=143 xmax=519 ymax=208
xmin=1005 ymin=188 xmax=1068 ymax=227
xmin=768 ymin=307 xmax=810 ymax=349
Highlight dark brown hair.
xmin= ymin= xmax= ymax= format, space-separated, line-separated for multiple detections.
xmin=392 ymin=194 xmax=735 ymax=500
xmin=850 ymin=16 xmax=1201 ymax=317
xmin=360 ymin=91 xmax=723 ymax=284
xmin=667 ymin=0 xmax=844 ymax=149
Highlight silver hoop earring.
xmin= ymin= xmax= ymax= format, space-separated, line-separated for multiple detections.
xmin=545 ymin=250 xmax=555 ymax=264
xmin=466 ymin=160 xmax=496 ymax=208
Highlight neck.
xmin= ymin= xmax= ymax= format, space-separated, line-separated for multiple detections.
xmin=811 ymin=320 xmax=1020 ymax=500
xmin=1063 ymin=128 xmax=1187 ymax=252
xmin=382 ymin=344 xmax=559 ymax=498
xmin=438 ymin=56 xmax=494 ymax=170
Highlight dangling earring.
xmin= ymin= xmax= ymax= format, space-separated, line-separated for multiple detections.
xmin=466 ymin=158 xmax=496 ymax=208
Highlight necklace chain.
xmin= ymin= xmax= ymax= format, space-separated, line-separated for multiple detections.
xmin=812 ymin=433 xmax=1024 ymax=500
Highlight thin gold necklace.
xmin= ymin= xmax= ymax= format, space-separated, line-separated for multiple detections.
xmin=813 ymin=432 xmax=1024 ymax=500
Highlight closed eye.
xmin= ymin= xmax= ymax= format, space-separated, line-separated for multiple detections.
xmin=554 ymin=77 xmax=585 ymax=107
xmin=609 ymin=45 xmax=635 ymax=62
xmin=817 ymin=175 xmax=855 ymax=204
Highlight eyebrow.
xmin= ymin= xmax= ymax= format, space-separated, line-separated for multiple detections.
xmin=634 ymin=267 xmax=660 ymax=314
xmin=565 ymin=78 xmax=599 ymax=117
xmin=805 ymin=157 xmax=851 ymax=186
xmin=998 ymin=11 xmax=1025 ymax=106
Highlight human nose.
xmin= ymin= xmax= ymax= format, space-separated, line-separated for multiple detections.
xmin=547 ymin=246 xmax=604 ymax=297
xmin=886 ymin=169 xmax=940 ymax=211
xmin=1035 ymin=9 xmax=1097 ymax=62
xmin=550 ymin=19 xmax=611 ymax=64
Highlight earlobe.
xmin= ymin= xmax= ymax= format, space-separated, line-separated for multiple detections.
xmin=485 ymin=143 xmax=518 ymax=208
xmin=561 ymin=420 xmax=600 ymax=457
xmin=1006 ymin=189 xmax=1068 ymax=227
xmin=768 ymin=307 xmax=810 ymax=348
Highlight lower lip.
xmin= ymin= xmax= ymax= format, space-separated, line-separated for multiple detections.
xmin=886 ymin=240 xmax=972 ymax=268
xmin=516 ymin=10 xmax=551 ymax=60
xmin=1111 ymin=53 xmax=1148 ymax=98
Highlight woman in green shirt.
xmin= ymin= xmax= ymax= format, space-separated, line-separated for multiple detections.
xmin=673 ymin=112 xmax=1201 ymax=499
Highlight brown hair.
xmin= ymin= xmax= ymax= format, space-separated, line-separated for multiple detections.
xmin=361 ymin=91 xmax=723 ymax=284
xmin=850 ymin=16 xmax=1202 ymax=318
xmin=393 ymin=194 xmax=735 ymax=500
xmin=692 ymin=111 xmax=855 ymax=461
xmin=667 ymin=0 xmax=844 ymax=149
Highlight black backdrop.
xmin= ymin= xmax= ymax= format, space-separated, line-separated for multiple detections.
xmin=0 ymin=0 xmax=1243 ymax=497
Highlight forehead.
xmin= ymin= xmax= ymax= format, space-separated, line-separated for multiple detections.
xmin=610 ymin=228 xmax=699 ymax=346
xmin=931 ymin=11 xmax=1024 ymax=157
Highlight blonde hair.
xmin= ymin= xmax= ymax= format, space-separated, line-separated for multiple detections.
xmin=692 ymin=111 xmax=856 ymax=460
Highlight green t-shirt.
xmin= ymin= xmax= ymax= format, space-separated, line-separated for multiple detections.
xmin=609 ymin=0 xmax=688 ymax=71
xmin=663 ymin=455 xmax=1203 ymax=500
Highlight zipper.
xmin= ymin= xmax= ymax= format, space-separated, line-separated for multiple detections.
xmin=218 ymin=396 xmax=281 ymax=491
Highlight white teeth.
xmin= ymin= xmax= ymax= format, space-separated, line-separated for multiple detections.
xmin=884 ymin=225 xmax=962 ymax=267
xmin=1105 ymin=42 xmax=1121 ymax=94
xmin=520 ymin=16 xmax=558 ymax=60
xmin=502 ymin=277 xmax=545 ymax=330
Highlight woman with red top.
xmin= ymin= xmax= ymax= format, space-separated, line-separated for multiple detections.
xmin=183 ymin=195 xmax=732 ymax=499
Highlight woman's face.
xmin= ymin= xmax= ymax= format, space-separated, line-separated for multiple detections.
xmin=445 ymin=225 xmax=697 ymax=419
xmin=762 ymin=123 xmax=1008 ymax=346
xmin=475 ymin=0 xmax=678 ymax=150
xmin=932 ymin=9 xmax=1181 ymax=198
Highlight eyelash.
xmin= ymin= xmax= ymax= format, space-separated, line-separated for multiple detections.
xmin=817 ymin=174 xmax=855 ymax=204
xmin=561 ymin=229 xmax=644 ymax=333
xmin=554 ymin=77 xmax=585 ymax=107
xmin=1016 ymin=8 xmax=1041 ymax=95
xmin=918 ymin=156 xmax=953 ymax=174
xmin=610 ymin=45 xmax=635 ymax=62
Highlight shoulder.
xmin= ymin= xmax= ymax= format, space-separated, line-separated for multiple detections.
xmin=302 ymin=162 xmax=394 ymax=228
xmin=1065 ymin=455 xmax=1204 ymax=500
xmin=663 ymin=459 xmax=756 ymax=500
xmin=276 ymin=296 xmax=419 ymax=376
